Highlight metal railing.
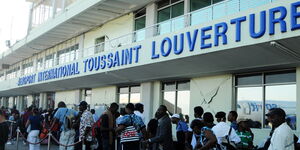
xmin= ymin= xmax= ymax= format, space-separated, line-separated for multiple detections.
xmin=1 ymin=0 xmax=281 ymax=80
xmin=30 ymin=0 xmax=79 ymax=29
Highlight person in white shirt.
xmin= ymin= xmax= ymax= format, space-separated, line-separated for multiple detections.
xmin=134 ymin=103 xmax=145 ymax=123
xmin=212 ymin=111 xmax=241 ymax=145
xmin=267 ymin=108 xmax=294 ymax=150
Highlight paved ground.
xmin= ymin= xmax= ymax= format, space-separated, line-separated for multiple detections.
xmin=6 ymin=141 xmax=59 ymax=150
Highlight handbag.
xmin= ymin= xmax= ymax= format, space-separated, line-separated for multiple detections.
xmin=39 ymin=122 xmax=49 ymax=139
xmin=219 ymin=127 xmax=238 ymax=150
xmin=120 ymin=115 xmax=140 ymax=143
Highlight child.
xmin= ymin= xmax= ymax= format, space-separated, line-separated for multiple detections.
xmin=236 ymin=121 xmax=253 ymax=150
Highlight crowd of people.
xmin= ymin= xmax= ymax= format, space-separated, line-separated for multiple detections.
xmin=0 ymin=102 xmax=300 ymax=150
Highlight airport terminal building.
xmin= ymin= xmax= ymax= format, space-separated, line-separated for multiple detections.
xmin=0 ymin=0 xmax=300 ymax=144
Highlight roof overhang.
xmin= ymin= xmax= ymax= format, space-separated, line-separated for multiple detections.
xmin=0 ymin=0 xmax=154 ymax=70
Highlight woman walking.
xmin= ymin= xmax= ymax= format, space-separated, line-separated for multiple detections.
xmin=26 ymin=108 xmax=42 ymax=150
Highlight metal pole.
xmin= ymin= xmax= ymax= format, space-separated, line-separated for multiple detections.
xmin=16 ymin=127 xmax=20 ymax=150
xmin=47 ymin=132 xmax=52 ymax=150
xmin=82 ymin=139 xmax=86 ymax=150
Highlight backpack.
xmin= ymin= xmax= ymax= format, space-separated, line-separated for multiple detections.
xmin=63 ymin=109 xmax=76 ymax=130
xmin=92 ymin=116 xmax=102 ymax=137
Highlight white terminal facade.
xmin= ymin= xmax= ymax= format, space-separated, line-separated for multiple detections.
xmin=0 ymin=0 xmax=300 ymax=144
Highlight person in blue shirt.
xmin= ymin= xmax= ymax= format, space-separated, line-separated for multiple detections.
xmin=228 ymin=111 xmax=238 ymax=131
xmin=26 ymin=108 xmax=42 ymax=150
xmin=171 ymin=114 xmax=188 ymax=150
xmin=51 ymin=101 xmax=78 ymax=150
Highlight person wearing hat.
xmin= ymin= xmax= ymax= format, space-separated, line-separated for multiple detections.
xmin=212 ymin=111 xmax=240 ymax=145
xmin=78 ymin=101 xmax=94 ymax=150
xmin=266 ymin=108 xmax=294 ymax=150
xmin=52 ymin=101 xmax=78 ymax=150
xmin=171 ymin=114 xmax=188 ymax=150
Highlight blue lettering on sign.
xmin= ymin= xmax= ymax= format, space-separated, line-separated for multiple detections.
xmin=214 ymin=22 xmax=228 ymax=46
xmin=291 ymin=2 xmax=300 ymax=30
xmin=186 ymin=29 xmax=198 ymax=52
xmin=230 ymin=16 xmax=247 ymax=42
xmin=161 ymin=37 xmax=172 ymax=57
xmin=201 ymin=26 xmax=212 ymax=49
xmin=18 ymin=1 xmax=300 ymax=86
xmin=269 ymin=6 xmax=287 ymax=35
xmin=250 ymin=11 xmax=266 ymax=38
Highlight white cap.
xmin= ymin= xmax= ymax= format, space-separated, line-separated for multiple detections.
xmin=171 ymin=114 xmax=180 ymax=119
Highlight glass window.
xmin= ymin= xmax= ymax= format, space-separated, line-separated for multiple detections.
xmin=162 ymin=81 xmax=190 ymax=116
xmin=213 ymin=0 xmax=224 ymax=4
xmin=237 ymin=87 xmax=263 ymax=128
xmin=236 ymin=74 xmax=262 ymax=86
xmin=158 ymin=7 xmax=171 ymax=23
xmin=135 ymin=16 xmax=146 ymax=31
xmin=118 ymin=85 xmax=141 ymax=104
xmin=157 ymin=1 xmax=184 ymax=35
xmin=171 ymin=2 xmax=184 ymax=18
xmin=157 ymin=0 xmax=170 ymax=9
xmin=265 ymin=85 xmax=296 ymax=130
xmin=57 ymin=44 xmax=79 ymax=65
xmin=45 ymin=54 xmax=54 ymax=68
xmin=235 ymin=70 xmax=296 ymax=129
xmin=190 ymin=0 xmax=211 ymax=11
xmin=37 ymin=58 xmax=43 ymax=71
xmin=265 ymin=71 xmax=296 ymax=84
xmin=95 ymin=37 xmax=105 ymax=54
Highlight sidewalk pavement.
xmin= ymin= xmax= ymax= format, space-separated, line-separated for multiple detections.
xmin=6 ymin=141 xmax=59 ymax=150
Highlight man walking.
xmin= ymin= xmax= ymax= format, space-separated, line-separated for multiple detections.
xmin=79 ymin=101 xmax=94 ymax=150
xmin=52 ymin=101 xmax=78 ymax=150
xmin=101 ymin=102 xmax=119 ymax=150
xmin=148 ymin=105 xmax=174 ymax=150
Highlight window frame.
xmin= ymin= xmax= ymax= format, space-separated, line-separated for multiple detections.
xmin=157 ymin=0 xmax=184 ymax=23
xmin=234 ymin=69 xmax=296 ymax=129
xmin=161 ymin=80 xmax=190 ymax=114
xmin=117 ymin=85 xmax=141 ymax=104
xmin=95 ymin=37 xmax=105 ymax=54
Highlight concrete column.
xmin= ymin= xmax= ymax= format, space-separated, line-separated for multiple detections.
xmin=75 ymin=90 xmax=81 ymax=108
xmin=296 ymin=68 xmax=300 ymax=132
xmin=8 ymin=97 xmax=14 ymax=108
xmin=52 ymin=0 xmax=57 ymax=18
xmin=145 ymin=3 xmax=157 ymax=38
xmin=27 ymin=95 xmax=34 ymax=107
xmin=27 ymin=3 xmax=34 ymax=35
xmin=16 ymin=96 xmax=22 ymax=111
xmin=61 ymin=0 xmax=66 ymax=11
xmin=33 ymin=56 xmax=38 ymax=72
xmin=39 ymin=93 xmax=47 ymax=109
xmin=140 ymin=82 xmax=154 ymax=124
xmin=79 ymin=35 xmax=85 ymax=58
xmin=184 ymin=0 xmax=191 ymax=27
xmin=3 ymin=70 xmax=7 ymax=80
